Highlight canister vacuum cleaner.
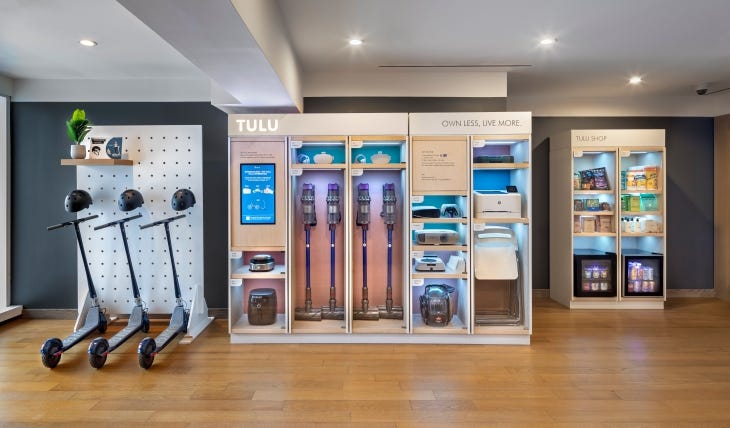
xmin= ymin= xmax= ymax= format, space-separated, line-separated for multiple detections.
xmin=295 ymin=183 xmax=322 ymax=321
xmin=378 ymin=183 xmax=403 ymax=320
xmin=353 ymin=183 xmax=379 ymax=321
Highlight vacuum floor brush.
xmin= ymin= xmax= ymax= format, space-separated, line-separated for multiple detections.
xmin=321 ymin=183 xmax=345 ymax=320
xmin=378 ymin=183 xmax=404 ymax=320
xmin=353 ymin=183 xmax=379 ymax=321
xmin=295 ymin=183 xmax=322 ymax=321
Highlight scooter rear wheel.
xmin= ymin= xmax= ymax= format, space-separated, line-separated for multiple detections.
xmin=40 ymin=338 xmax=63 ymax=368
xmin=88 ymin=338 xmax=109 ymax=369
xmin=138 ymin=337 xmax=156 ymax=369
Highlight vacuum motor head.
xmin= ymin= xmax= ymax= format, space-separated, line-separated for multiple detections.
xmin=356 ymin=183 xmax=371 ymax=226
xmin=65 ymin=189 xmax=92 ymax=213
xmin=381 ymin=183 xmax=397 ymax=225
xmin=326 ymin=183 xmax=341 ymax=225
xmin=171 ymin=188 xmax=196 ymax=211
xmin=301 ymin=183 xmax=317 ymax=226
xmin=419 ymin=284 xmax=453 ymax=327
xmin=118 ymin=189 xmax=144 ymax=212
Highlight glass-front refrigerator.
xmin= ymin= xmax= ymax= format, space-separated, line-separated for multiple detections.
xmin=574 ymin=249 xmax=617 ymax=297
xmin=622 ymin=250 xmax=663 ymax=297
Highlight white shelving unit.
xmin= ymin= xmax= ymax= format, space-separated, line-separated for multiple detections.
xmin=227 ymin=112 xmax=532 ymax=344
xmin=549 ymin=129 xmax=666 ymax=309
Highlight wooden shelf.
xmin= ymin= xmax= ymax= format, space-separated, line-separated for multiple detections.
xmin=352 ymin=318 xmax=406 ymax=334
xmin=472 ymin=217 xmax=529 ymax=224
xmin=61 ymin=158 xmax=133 ymax=166
xmin=574 ymin=232 xmax=616 ymax=237
xmin=291 ymin=163 xmax=347 ymax=169
xmin=621 ymin=189 xmax=662 ymax=194
xmin=231 ymin=264 xmax=287 ymax=279
xmin=412 ymin=245 xmax=467 ymax=252
xmin=472 ymin=162 xmax=529 ymax=170
xmin=411 ymin=191 xmax=468 ymax=197
xmin=621 ymin=211 xmax=662 ymax=216
xmin=573 ymin=189 xmax=613 ymax=195
xmin=352 ymin=163 xmax=406 ymax=170
xmin=411 ymin=270 xmax=468 ymax=279
xmin=574 ymin=211 xmax=615 ymax=216
xmin=473 ymin=325 xmax=531 ymax=335
xmin=411 ymin=315 xmax=468 ymax=335
xmin=412 ymin=217 xmax=468 ymax=224
xmin=231 ymin=246 xmax=286 ymax=252
xmin=621 ymin=232 xmax=664 ymax=237
xmin=231 ymin=314 xmax=287 ymax=334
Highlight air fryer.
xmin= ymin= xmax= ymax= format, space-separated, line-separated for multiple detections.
xmin=249 ymin=254 xmax=275 ymax=272
xmin=248 ymin=288 xmax=277 ymax=325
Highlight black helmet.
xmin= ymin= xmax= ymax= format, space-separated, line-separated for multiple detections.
xmin=64 ymin=189 xmax=92 ymax=213
xmin=118 ymin=189 xmax=144 ymax=212
xmin=171 ymin=188 xmax=196 ymax=211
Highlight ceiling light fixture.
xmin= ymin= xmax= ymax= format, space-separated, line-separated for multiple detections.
xmin=629 ymin=76 xmax=642 ymax=85
xmin=539 ymin=38 xmax=556 ymax=46
xmin=349 ymin=38 xmax=363 ymax=46
xmin=79 ymin=39 xmax=97 ymax=47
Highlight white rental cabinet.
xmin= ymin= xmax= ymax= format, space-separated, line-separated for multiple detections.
xmin=549 ymin=129 xmax=666 ymax=309
xmin=227 ymin=112 xmax=532 ymax=344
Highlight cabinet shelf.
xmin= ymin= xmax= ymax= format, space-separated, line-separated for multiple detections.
xmin=472 ymin=162 xmax=529 ymax=170
xmin=231 ymin=314 xmax=287 ymax=334
xmin=411 ymin=315 xmax=467 ymax=334
xmin=621 ymin=189 xmax=662 ymax=195
xmin=412 ymin=245 xmax=467 ymax=252
xmin=291 ymin=163 xmax=347 ymax=170
xmin=411 ymin=269 xmax=468 ymax=279
xmin=621 ymin=211 xmax=662 ymax=216
xmin=573 ymin=189 xmax=614 ymax=195
xmin=411 ymin=191 xmax=468 ymax=197
xmin=472 ymin=217 xmax=529 ymax=224
xmin=574 ymin=211 xmax=615 ymax=216
xmin=231 ymin=264 xmax=287 ymax=279
xmin=61 ymin=158 xmax=133 ymax=166
xmin=621 ymin=232 xmax=664 ymax=237
xmin=352 ymin=163 xmax=407 ymax=170
xmin=412 ymin=218 xmax=468 ymax=224
xmin=574 ymin=232 xmax=616 ymax=237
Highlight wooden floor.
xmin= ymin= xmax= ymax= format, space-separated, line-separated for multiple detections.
xmin=2 ymin=298 xmax=730 ymax=427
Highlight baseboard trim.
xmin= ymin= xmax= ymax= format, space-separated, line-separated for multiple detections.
xmin=667 ymin=289 xmax=716 ymax=298
xmin=22 ymin=308 xmax=229 ymax=320
xmin=532 ymin=289 xmax=550 ymax=299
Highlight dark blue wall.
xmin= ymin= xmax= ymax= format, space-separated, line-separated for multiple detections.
xmin=9 ymin=101 xmax=714 ymax=310
xmin=11 ymin=102 xmax=228 ymax=309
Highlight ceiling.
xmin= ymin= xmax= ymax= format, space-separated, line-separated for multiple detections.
xmin=1 ymin=0 xmax=729 ymax=112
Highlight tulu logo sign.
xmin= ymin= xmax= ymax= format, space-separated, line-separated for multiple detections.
xmin=236 ymin=119 xmax=279 ymax=133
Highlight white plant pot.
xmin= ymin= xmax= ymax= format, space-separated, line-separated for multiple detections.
xmin=70 ymin=144 xmax=86 ymax=159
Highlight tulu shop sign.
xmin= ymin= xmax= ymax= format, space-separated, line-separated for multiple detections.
xmin=235 ymin=118 xmax=279 ymax=133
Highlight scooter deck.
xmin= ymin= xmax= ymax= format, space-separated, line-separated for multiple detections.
xmin=61 ymin=307 xmax=102 ymax=350
xmin=152 ymin=305 xmax=188 ymax=352
xmin=107 ymin=305 xmax=145 ymax=352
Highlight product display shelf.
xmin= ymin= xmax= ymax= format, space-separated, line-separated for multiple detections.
xmin=473 ymin=217 xmax=529 ymax=224
xmin=411 ymin=314 xmax=467 ymax=334
xmin=61 ymin=158 xmax=133 ymax=166
xmin=472 ymin=162 xmax=530 ymax=170
xmin=411 ymin=270 xmax=467 ymax=279
xmin=292 ymin=163 xmax=348 ymax=170
xmin=412 ymin=218 xmax=468 ymax=225
xmin=231 ymin=264 xmax=287 ymax=279
xmin=550 ymin=130 xmax=666 ymax=309
xmin=412 ymin=244 xmax=467 ymax=252
xmin=231 ymin=314 xmax=287 ymax=334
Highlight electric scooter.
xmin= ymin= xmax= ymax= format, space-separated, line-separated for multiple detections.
xmin=40 ymin=191 xmax=107 ymax=368
xmin=87 ymin=190 xmax=149 ymax=368
xmin=137 ymin=214 xmax=190 ymax=368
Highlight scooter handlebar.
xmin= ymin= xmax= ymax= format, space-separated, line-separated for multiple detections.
xmin=47 ymin=214 xmax=99 ymax=231
xmin=139 ymin=214 xmax=186 ymax=229
xmin=93 ymin=213 xmax=143 ymax=230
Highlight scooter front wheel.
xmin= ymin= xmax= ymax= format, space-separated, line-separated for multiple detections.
xmin=40 ymin=338 xmax=63 ymax=368
xmin=88 ymin=338 xmax=109 ymax=369
xmin=137 ymin=337 xmax=156 ymax=369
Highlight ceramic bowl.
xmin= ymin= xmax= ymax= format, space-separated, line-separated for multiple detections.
xmin=313 ymin=152 xmax=334 ymax=164
xmin=370 ymin=152 xmax=391 ymax=164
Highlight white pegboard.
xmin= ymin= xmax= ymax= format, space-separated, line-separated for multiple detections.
xmin=75 ymin=126 xmax=203 ymax=316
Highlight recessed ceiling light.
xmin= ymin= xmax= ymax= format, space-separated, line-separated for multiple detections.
xmin=79 ymin=39 xmax=97 ymax=47
xmin=349 ymin=38 xmax=363 ymax=46
xmin=539 ymin=38 xmax=556 ymax=46
xmin=629 ymin=76 xmax=642 ymax=85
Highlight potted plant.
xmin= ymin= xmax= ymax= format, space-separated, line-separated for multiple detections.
xmin=66 ymin=109 xmax=92 ymax=159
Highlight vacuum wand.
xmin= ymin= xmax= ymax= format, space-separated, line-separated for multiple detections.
xmin=379 ymin=183 xmax=403 ymax=319
xmin=353 ymin=183 xmax=379 ymax=320
xmin=326 ymin=183 xmax=341 ymax=313
xmin=301 ymin=183 xmax=316 ymax=313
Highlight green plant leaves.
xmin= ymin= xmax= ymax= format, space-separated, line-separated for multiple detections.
xmin=66 ymin=109 xmax=91 ymax=143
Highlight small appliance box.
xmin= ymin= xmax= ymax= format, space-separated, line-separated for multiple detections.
xmin=473 ymin=190 xmax=521 ymax=218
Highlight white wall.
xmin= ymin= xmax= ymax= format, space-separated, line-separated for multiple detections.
xmin=1 ymin=96 xmax=8 ymax=308
xmin=11 ymin=78 xmax=210 ymax=102
xmin=0 ymin=77 xmax=11 ymax=96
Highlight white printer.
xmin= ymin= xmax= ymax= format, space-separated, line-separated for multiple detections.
xmin=473 ymin=190 xmax=521 ymax=218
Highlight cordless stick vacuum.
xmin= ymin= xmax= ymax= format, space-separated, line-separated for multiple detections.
xmin=353 ymin=183 xmax=379 ymax=321
xmin=379 ymin=183 xmax=403 ymax=320
xmin=41 ymin=190 xmax=107 ymax=368
xmin=295 ymin=183 xmax=322 ymax=321
xmin=321 ymin=183 xmax=345 ymax=320
xmin=87 ymin=190 xmax=150 ymax=369
xmin=137 ymin=188 xmax=196 ymax=369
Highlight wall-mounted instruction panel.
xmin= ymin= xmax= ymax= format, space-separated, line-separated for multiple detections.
xmin=228 ymin=112 xmax=532 ymax=344
xmin=549 ymin=129 xmax=666 ymax=309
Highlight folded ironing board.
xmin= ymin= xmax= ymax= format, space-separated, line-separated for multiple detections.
xmin=473 ymin=226 xmax=518 ymax=280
